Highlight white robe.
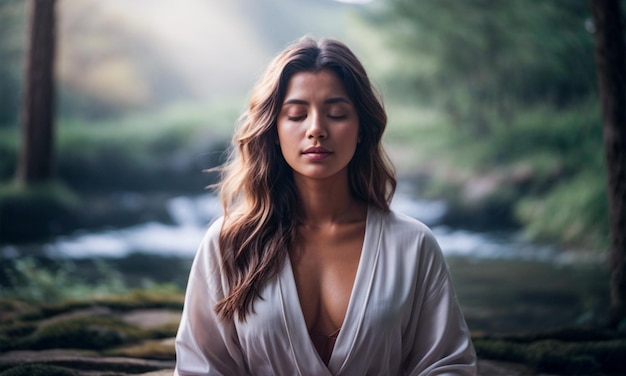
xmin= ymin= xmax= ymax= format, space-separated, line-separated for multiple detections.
xmin=175 ymin=207 xmax=477 ymax=376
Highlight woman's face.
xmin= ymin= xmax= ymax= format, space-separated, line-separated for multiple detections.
xmin=277 ymin=69 xmax=360 ymax=183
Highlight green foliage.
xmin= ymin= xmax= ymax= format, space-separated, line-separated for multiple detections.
xmin=456 ymin=100 xmax=608 ymax=245
xmin=516 ymin=171 xmax=608 ymax=248
xmin=56 ymin=106 xmax=232 ymax=193
xmin=0 ymin=103 xmax=235 ymax=242
xmin=360 ymin=1 xmax=609 ymax=249
xmin=0 ymin=254 xmax=185 ymax=312
xmin=0 ymin=181 xmax=80 ymax=207
xmin=459 ymin=101 xmax=607 ymax=245
xmin=380 ymin=0 xmax=596 ymax=133
xmin=487 ymin=101 xmax=603 ymax=172
xmin=0 ymin=104 xmax=235 ymax=192
xmin=386 ymin=100 xmax=609 ymax=241
xmin=0 ymin=256 xmax=127 ymax=304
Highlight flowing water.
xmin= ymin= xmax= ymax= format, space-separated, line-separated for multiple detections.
xmin=0 ymin=185 xmax=610 ymax=334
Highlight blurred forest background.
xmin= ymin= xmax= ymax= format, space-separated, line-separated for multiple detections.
xmin=0 ymin=0 xmax=608 ymax=247
xmin=0 ymin=0 xmax=622 ymax=332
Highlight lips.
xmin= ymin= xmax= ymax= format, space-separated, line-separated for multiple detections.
xmin=303 ymin=145 xmax=332 ymax=160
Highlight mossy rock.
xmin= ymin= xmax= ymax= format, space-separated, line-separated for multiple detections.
xmin=0 ymin=364 xmax=76 ymax=376
xmin=0 ymin=322 xmax=37 ymax=352
xmin=106 ymin=338 xmax=176 ymax=360
xmin=0 ymin=299 xmax=34 ymax=319
xmin=525 ymin=340 xmax=600 ymax=374
xmin=97 ymin=289 xmax=184 ymax=311
xmin=0 ymin=322 xmax=37 ymax=341
xmin=29 ymin=316 xmax=145 ymax=350
xmin=472 ymin=339 xmax=525 ymax=363
xmin=10 ymin=292 xmax=182 ymax=323
xmin=474 ymin=336 xmax=626 ymax=375
xmin=0 ymin=335 xmax=11 ymax=353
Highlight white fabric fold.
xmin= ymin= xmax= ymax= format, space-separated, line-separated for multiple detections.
xmin=175 ymin=207 xmax=477 ymax=376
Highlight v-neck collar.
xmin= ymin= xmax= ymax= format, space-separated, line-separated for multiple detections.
xmin=278 ymin=206 xmax=383 ymax=375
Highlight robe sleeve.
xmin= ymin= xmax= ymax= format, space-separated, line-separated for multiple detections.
xmin=174 ymin=219 xmax=248 ymax=376
xmin=404 ymin=230 xmax=477 ymax=376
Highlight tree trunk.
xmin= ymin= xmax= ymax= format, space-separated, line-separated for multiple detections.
xmin=17 ymin=0 xmax=57 ymax=185
xmin=590 ymin=0 xmax=626 ymax=327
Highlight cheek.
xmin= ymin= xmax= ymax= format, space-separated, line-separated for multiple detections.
xmin=276 ymin=123 xmax=296 ymax=155
xmin=340 ymin=125 xmax=360 ymax=147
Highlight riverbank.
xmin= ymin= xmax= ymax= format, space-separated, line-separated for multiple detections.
xmin=1 ymin=194 xmax=615 ymax=340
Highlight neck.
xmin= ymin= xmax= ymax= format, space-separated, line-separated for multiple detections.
xmin=294 ymin=173 xmax=364 ymax=227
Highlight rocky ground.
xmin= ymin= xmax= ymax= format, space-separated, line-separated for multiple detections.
xmin=0 ymin=323 xmax=535 ymax=376
xmin=0 ymin=291 xmax=623 ymax=375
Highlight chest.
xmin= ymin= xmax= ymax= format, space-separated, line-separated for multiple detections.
xmin=231 ymin=226 xmax=419 ymax=375
xmin=290 ymin=223 xmax=365 ymax=334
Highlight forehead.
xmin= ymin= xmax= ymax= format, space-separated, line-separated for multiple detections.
xmin=283 ymin=69 xmax=349 ymax=101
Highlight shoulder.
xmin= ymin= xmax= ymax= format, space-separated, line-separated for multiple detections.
xmin=200 ymin=216 xmax=224 ymax=247
xmin=375 ymin=208 xmax=438 ymax=245
xmin=375 ymin=209 xmax=452 ymax=285
xmin=188 ymin=216 xmax=227 ymax=298
xmin=371 ymin=207 xmax=444 ymax=265
xmin=192 ymin=216 xmax=225 ymax=276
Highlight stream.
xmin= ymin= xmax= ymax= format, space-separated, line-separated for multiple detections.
xmin=0 ymin=183 xmax=610 ymax=334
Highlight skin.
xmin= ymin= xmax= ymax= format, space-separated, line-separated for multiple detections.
xmin=277 ymin=69 xmax=368 ymax=359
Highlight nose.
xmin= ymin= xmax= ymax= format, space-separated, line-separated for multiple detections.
xmin=306 ymin=112 xmax=327 ymax=139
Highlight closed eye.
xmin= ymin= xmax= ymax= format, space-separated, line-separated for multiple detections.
xmin=328 ymin=114 xmax=347 ymax=120
xmin=287 ymin=115 xmax=307 ymax=121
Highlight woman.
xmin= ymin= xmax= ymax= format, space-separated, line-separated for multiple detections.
xmin=175 ymin=37 xmax=476 ymax=375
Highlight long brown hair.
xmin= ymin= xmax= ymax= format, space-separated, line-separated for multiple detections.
xmin=214 ymin=37 xmax=396 ymax=321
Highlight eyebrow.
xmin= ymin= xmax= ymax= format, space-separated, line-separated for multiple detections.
xmin=283 ymin=97 xmax=353 ymax=106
